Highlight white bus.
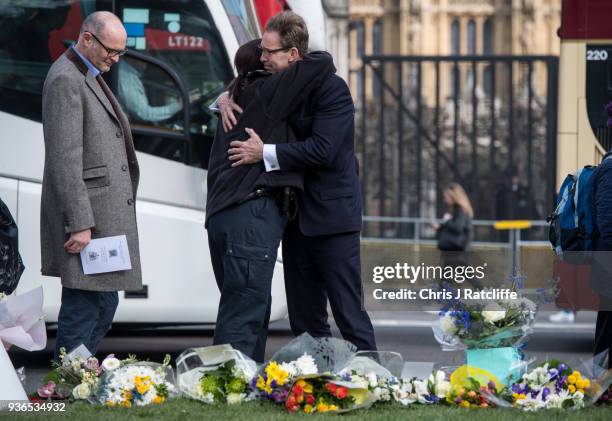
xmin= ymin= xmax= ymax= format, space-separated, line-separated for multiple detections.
xmin=0 ymin=0 xmax=288 ymax=324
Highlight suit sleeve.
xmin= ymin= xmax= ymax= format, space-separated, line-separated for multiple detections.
xmin=274 ymin=77 xmax=353 ymax=170
xmin=42 ymin=75 xmax=95 ymax=233
xmin=595 ymin=161 xmax=612 ymax=249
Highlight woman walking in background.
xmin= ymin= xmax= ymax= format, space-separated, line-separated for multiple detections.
xmin=435 ymin=182 xmax=474 ymax=272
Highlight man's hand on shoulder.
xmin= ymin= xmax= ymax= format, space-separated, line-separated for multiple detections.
xmin=219 ymin=93 xmax=243 ymax=132
xmin=228 ymin=128 xmax=264 ymax=167
xmin=64 ymin=228 xmax=91 ymax=254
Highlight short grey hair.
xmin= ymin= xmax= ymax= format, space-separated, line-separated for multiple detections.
xmin=80 ymin=11 xmax=117 ymax=34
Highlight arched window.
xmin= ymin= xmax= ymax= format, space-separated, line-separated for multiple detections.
xmin=451 ymin=19 xmax=460 ymax=55
xmin=483 ymin=18 xmax=493 ymax=54
xmin=467 ymin=19 xmax=476 ymax=55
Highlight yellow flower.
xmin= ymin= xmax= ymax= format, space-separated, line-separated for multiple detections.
xmin=568 ymin=385 xmax=576 ymax=394
xmin=567 ymin=375 xmax=576 ymax=385
xmin=303 ymin=382 xmax=313 ymax=394
xmin=256 ymin=375 xmax=265 ymax=390
xmin=583 ymin=379 xmax=591 ymax=389
xmin=152 ymin=396 xmax=164 ymax=404
xmin=328 ymin=405 xmax=339 ymax=411
xmin=460 ymin=400 xmax=470 ymax=408
xmin=106 ymin=400 xmax=115 ymax=407
xmin=512 ymin=393 xmax=519 ymax=400
xmin=304 ymin=404 xmax=313 ymax=414
xmin=265 ymin=362 xmax=289 ymax=386
xmin=575 ymin=379 xmax=585 ymax=390
xmin=572 ymin=371 xmax=581 ymax=379
xmin=317 ymin=403 xmax=330 ymax=412
xmin=518 ymin=394 xmax=526 ymax=400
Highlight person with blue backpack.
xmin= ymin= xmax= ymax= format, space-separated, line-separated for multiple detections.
xmin=591 ymin=151 xmax=612 ymax=368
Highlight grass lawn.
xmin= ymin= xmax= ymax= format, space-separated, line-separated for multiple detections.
xmin=4 ymin=400 xmax=612 ymax=420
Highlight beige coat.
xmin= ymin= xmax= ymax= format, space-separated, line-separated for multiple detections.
xmin=40 ymin=48 xmax=141 ymax=292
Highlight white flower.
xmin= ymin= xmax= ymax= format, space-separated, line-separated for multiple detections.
xmin=203 ymin=392 xmax=215 ymax=404
xmin=227 ymin=393 xmax=246 ymax=405
xmin=72 ymin=382 xmax=91 ymax=400
xmin=482 ymin=303 xmax=506 ymax=324
xmin=70 ymin=359 xmax=82 ymax=372
xmin=280 ymin=362 xmax=297 ymax=378
xmin=439 ymin=314 xmax=458 ymax=334
xmin=412 ymin=379 xmax=429 ymax=398
xmin=295 ymin=353 xmax=318 ymax=375
xmin=102 ymin=357 xmax=121 ymax=371
xmin=350 ymin=375 xmax=369 ymax=390
xmin=393 ymin=381 xmax=417 ymax=406
xmin=367 ymin=372 xmax=378 ymax=388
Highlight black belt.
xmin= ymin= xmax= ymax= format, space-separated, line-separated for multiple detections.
xmin=238 ymin=187 xmax=279 ymax=204
xmin=238 ymin=187 xmax=297 ymax=220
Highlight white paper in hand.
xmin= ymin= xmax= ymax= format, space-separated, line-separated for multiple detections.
xmin=80 ymin=235 xmax=132 ymax=275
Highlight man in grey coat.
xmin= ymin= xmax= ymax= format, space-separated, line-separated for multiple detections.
xmin=40 ymin=11 xmax=141 ymax=361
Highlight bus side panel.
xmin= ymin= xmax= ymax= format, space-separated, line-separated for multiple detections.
xmin=116 ymin=200 xmax=218 ymax=323
xmin=0 ymin=177 xmax=18 ymax=217
xmin=15 ymin=180 xmax=62 ymax=322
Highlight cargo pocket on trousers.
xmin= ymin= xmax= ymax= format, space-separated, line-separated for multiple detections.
xmin=223 ymin=241 xmax=274 ymax=294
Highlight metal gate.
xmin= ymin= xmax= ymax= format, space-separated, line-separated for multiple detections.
xmin=355 ymin=55 xmax=559 ymax=240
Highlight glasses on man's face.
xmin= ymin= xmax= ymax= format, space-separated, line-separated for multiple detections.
xmin=258 ymin=45 xmax=291 ymax=56
xmin=87 ymin=32 xmax=127 ymax=57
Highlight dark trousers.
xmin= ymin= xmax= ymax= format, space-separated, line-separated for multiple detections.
xmin=595 ymin=295 xmax=612 ymax=369
xmin=54 ymin=287 xmax=119 ymax=362
xmin=207 ymin=197 xmax=286 ymax=362
xmin=283 ymin=220 xmax=377 ymax=351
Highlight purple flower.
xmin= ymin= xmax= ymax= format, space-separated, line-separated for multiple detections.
xmin=85 ymin=357 xmax=99 ymax=371
xmin=542 ymin=387 xmax=550 ymax=400
xmin=455 ymin=396 xmax=462 ymax=403
xmin=488 ymin=381 xmax=496 ymax=390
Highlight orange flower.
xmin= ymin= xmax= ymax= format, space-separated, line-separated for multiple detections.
xmin=336 ymin=386 xmax=349 ymax=399
xmin=286 ymin=394 xmax=298 ymax=412
xmin=326 ymin=383 xmax=338 ymax=394
xmin=293 ymin=384 xmax=304 ymax=397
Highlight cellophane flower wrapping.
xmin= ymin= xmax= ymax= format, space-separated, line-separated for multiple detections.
xmin=485 ymin=351 xmax=612 ymax=411
xmin=175 ymin=344 xmax=256 ymax=404
xmin=253 ymin=333 xmax=356 ymax=403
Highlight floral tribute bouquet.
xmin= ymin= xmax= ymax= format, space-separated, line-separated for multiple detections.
xmin=253 ymin=333 xmax=355 ymax=404
xmin=37 ymin=348 xmax=133 ymax=401
xmin=93 ymin=355 xmax=176 ymax=407
xmin=175 ymin=344 xmax=256 ymax=405
xmin=487 ymin=352 xmax=612 ymax=411
xmin=445 ymin=365 xmax=503 ymax=408
xmin=284 ymin=375 xmax=370 ymax=414
xmin=433 ymin=288 xmax=537 ymax=384
xmin=253 ymin=353 xmax=319 ymax=403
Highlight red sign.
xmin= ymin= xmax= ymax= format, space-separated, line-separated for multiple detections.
xmin=559 ymin=0 xmax=612 ymax=40
xmin=144 ymin=28 xmax=210 ymax=51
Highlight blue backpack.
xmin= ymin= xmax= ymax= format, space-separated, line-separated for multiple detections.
xmin=548 ymin=154 xmax=612 ymax=263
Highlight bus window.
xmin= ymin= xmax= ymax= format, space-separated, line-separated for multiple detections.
xmin=0 ymin=1 xmax=110 ymax=122
xmin=116 ymin=1 xmax=234 ymax=169
xmin=117 ymin=55 xmax=187 ymax=163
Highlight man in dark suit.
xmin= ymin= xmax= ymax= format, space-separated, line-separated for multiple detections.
xmin=591 ymin=151 xmax=612 ymax=368
xmin=222 ymin=11 xmax=376 ymax=351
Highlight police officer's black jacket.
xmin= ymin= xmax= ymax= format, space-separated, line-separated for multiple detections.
xmin=205 ymin=51 xmax=335 ymax=225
